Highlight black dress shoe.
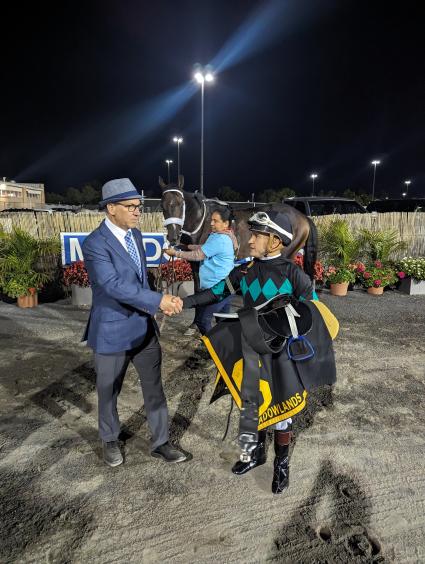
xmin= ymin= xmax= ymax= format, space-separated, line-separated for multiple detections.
xmin=151 ymin=442 xmax=187 ymax=463
xmin=103 ymin=441 xmax=123 ymax=467
xmin=272 ymin=456 xmax=289 ymax=494
xmin=232 ymin=440 xmax=267 ymax=476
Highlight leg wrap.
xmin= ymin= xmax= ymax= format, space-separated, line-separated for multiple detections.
xmin=272 ymin=429 xmax=292 ymax=494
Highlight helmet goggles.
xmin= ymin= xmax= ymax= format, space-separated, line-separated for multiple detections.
xmin=248 ymin=211 xmax=293 ymax=242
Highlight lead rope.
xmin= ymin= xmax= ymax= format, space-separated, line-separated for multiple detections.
xmin=155 ymin=247 xmax=178 ymax=295
xmin=155 ymin=247 xmax=165 ymax=292
xmin=171 ymin=255 xmax=176 ymax=294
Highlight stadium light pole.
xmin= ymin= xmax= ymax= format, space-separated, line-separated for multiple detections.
xmin=165 ymin=159 xmax=173 ymax=184
xmin=310 ymin=173 xmax=318 ymax=196
xmin=172 ymin=136 xmax=183 ymax=180
xmin=403 ymin=179 xmax=411 ymax=197
xmin=371 ymin=160 xmax=381 ymax=201
xmin=194 ymin=66 xmax=214 ymax=195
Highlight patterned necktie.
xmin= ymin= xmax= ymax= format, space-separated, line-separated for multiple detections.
xmin=124 ymin=230 xmax=143 ymax=280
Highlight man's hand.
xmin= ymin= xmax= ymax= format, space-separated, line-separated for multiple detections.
xmin=159 ymin=294 xmax=183 ymax=316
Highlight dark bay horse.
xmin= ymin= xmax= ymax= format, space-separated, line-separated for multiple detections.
xmin=159 ymin=176 xmax=318 ymax=281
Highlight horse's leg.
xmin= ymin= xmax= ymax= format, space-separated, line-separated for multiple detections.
xmin=302 ymin=218 xmax=318 ymax=281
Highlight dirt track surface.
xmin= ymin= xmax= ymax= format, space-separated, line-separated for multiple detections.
xmin=1 ymin=289 xmax=425 ymax=563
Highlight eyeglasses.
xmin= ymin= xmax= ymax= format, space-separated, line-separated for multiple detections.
xmin=114 ymin=203 xmax=143 ymax=213
xmin=248 ymin=212 xmax=292 ymax=240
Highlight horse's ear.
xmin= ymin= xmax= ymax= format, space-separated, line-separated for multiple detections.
xmin=159 ymin=176 xmax=167 ymax=190
xmin=178 ymin=175 xmax=184 ymax=190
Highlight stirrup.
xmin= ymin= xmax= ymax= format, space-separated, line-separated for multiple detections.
xmin=287 ymin=335 xmax=315 ymax=361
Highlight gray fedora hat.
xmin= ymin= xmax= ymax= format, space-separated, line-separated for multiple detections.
xmin=99 ymin=178 xmax=142 ymax=207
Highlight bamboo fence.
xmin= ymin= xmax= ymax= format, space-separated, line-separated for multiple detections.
xmin=0 ymin=210 xmax=424 ymax=257
xmin=0 ymin=211 xmax=165 ymax=239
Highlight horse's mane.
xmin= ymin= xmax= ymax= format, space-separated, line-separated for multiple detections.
xmin=205 ymin=196 xmax=229 ymax=207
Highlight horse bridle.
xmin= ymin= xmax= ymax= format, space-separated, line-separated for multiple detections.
xmin=162 ymin=188 xmax=207 ymax=237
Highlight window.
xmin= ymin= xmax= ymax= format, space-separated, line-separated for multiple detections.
xmin=309 ymin=202 xmax=335 ymax=216
xmin=293 ymin=201 xmax=307 ymax=214
xmin=309 ymin=201 xmax=365 ymax=216
xmin=285 ymin=200 xmax=307 ymax=214
xmin=368 ymin=200 xmax=425 ymax=213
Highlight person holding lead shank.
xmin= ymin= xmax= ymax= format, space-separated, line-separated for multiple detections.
xmin=165 ymin=207 xmax=237 ymax=336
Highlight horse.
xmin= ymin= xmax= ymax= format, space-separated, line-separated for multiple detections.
xmin=159 ymin=176 xmax=318 ymax=284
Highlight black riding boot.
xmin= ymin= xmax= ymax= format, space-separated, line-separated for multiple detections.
xmin=232 ymin=430 xmax=267 ymax=476
xmin=272 ymin=428 xmax=292 ymax=494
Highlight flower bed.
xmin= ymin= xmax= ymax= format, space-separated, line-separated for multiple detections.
xmin=356 ymin=260 xmax=397 ymax=289
xmin=396 ymin=257 xmax=425 ymax=282
xmin=63 ymin=261 xmax=91 ymax=288
xmin=325 ymin=265 xmax=356 ymax=285
xmin=159 ymin=259 xmax=193 ymax=285
xmin=396 ymin=257 xmax=425 ymax=295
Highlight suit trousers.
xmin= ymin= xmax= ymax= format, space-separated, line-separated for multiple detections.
xmin=94 ymin=324 xmax=168 ymax=449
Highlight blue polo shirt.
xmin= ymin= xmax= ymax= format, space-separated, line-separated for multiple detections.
xmin=200 ymin=233 xmax=235 ymax=289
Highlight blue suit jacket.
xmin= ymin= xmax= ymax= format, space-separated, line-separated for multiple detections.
xmin=82 ymin=220 xmax=162 ymax=354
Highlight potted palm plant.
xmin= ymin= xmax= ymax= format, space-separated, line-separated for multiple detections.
xmin=0 ymin=228 xmax=60 ymax=308
xmin=356 ymin=228 xmax=406 ymax=296
xmin=357 ymin=228 xmax=407 ymax=264
xmin=319 ymin=219 xmax=361 ymax=296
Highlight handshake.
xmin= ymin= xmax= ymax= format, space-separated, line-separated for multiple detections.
xmin=159 ymin=294 xmax=184 ymax=317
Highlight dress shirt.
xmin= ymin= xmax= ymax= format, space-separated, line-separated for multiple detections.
xmin=105 ymin=216 xmax=141 ymax=264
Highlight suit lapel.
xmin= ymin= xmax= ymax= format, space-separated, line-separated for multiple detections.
xmin=100 ymin=220 xmax=141 ymax=279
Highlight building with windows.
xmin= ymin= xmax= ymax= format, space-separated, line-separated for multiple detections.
xmin=0 ymin=179 xmax=45 ymax=210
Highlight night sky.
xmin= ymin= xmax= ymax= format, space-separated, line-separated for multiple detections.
xmin=1 ymin=0 xmax=424 ymax=198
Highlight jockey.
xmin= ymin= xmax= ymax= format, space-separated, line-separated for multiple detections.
xmin=183 ymin=210 xmax=337 ymax=494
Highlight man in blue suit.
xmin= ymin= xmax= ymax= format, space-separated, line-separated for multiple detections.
xmin=82 ymin=178 xmax=187 ymax=467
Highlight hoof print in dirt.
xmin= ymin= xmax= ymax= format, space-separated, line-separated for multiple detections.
xmin=346 ymin=529 xmax=382 ymax=560
xmin=317 ymin=525 xmax=332 ymax=543
xmin=269 ymin=461 xmax=388 ymax=562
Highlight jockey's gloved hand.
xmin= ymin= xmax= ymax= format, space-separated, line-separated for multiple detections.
xmin=182 ymin=295 xmax=196 ymax=309
xmin=183 ymin=288 xmax=218 ymax=309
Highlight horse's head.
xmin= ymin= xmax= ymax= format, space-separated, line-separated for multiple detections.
xmin=159 ymin=175 xmax=185 ymax=246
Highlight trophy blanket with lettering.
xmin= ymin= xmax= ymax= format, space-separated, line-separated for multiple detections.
xmin=183 ymin=256 xmax=338 ymax=445
xmin=202 ymin=297 xmax=338 ymax=431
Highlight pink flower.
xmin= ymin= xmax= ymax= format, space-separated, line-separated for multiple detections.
xmin=374 ymin=260 xmax=382 ymax=268
xmin=397 ymin=271 xmax=406 ymax=279
xmin=363 ymin=272 xmax=371 ymax=279
xmin=356 ymin=263 xmax=366 ymax=273
xmin=374 ymin=279 xmax=382 ymax=287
